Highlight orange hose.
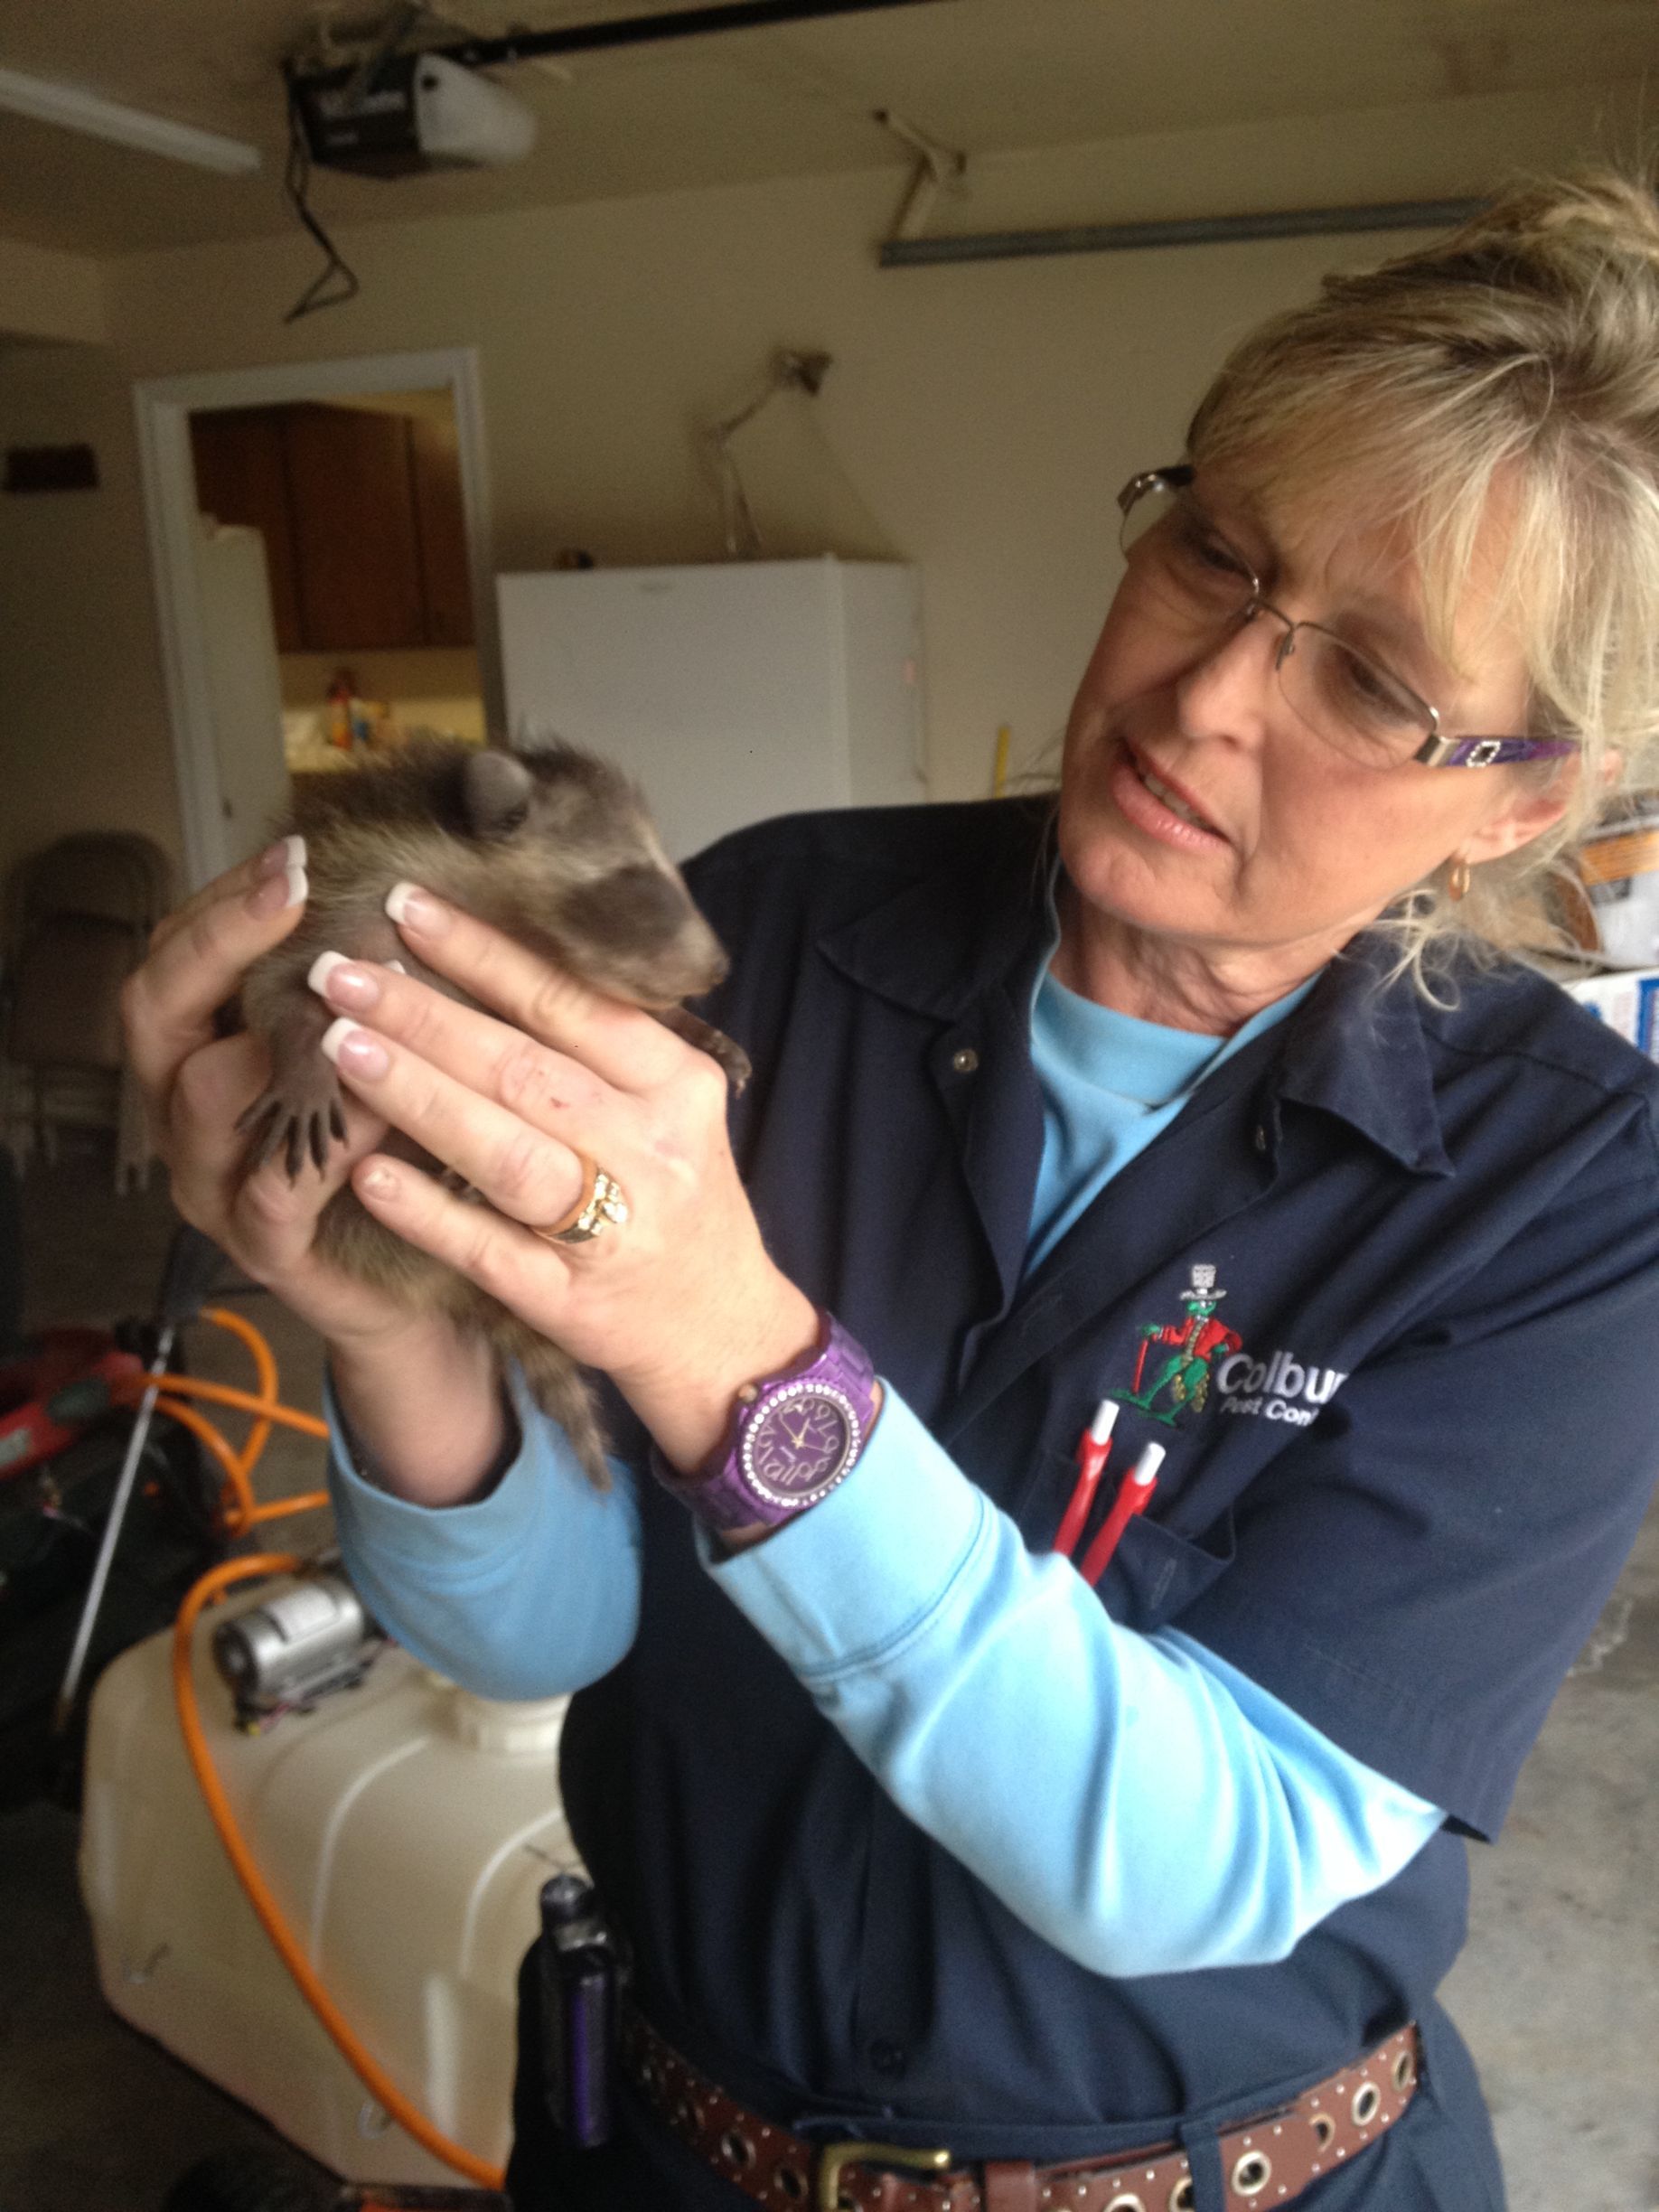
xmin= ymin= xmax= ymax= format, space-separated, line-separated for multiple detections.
xmin=147 ymin=1394 xmax=257 ymax=1526
xmin=142 ymin=1394 xmax=325 ymax=1530
xmin=244 ymin=1490 xmax=332 ymax=1523
xmin=200 ymin=1303 xmax=278 ymax=1402
xmin=201 ymin=1303 xmax=278 ymax=1480
xmin=145 ymin=1308 xmax=505 ymax=2189
xmin=171 ymin=1559 xmax=506 ymax=2189
xmin=116 ymin=1370 xmax=329 ymax=1439
xmin=113 ymin=1346 xmax=328 ymax=1532
xmin=119 ymin=1380 xmax=322 ymax=1532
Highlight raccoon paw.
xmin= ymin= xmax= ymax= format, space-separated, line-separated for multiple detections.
xmin=703 ymin=1026 xmax=752 ymax=1095
xmin=652 ymin=1006 xmax=752 ymax=1094
xmin=238 ymin=1064 xmax=349 ymax=1181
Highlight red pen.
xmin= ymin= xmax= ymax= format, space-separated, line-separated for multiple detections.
xmin=1052 ymin=1399 xmax=1120 ymax=1558
xmin=1078 ymin=1441 xmax=1166 ymax=1588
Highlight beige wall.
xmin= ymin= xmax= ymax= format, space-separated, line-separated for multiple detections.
xmin=0 ymin=342 xmax=179 ymax=893
xmin=0 ymin=236 xmax=106 ymax=344
xmin=1 ymin=76 xmax=1646 ymax=888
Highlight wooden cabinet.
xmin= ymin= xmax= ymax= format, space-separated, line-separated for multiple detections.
xmin=284 ymin=405 xmax=426 ymax=651
xmin=188 ymin=401 xmax=474 ymax=652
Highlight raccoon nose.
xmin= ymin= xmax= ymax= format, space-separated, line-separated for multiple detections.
xmin=563 ymin=865 xmax=696 ymax=952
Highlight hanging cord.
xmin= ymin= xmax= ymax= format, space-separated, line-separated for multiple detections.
xmin=704 ymin=349 xmax=833 ymax=557
xmin=282 ymin=83 xmax=360 ymax=322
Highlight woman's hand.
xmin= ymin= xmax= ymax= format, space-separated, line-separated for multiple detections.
xmin=309 ymin=884 xmax=819 ymax=1472
xmin=120 ymin=841 xmax=409 ymax=1350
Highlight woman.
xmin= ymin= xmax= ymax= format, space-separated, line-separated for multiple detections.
xmin=126 ymin=172 xmax=1659 ymax=2211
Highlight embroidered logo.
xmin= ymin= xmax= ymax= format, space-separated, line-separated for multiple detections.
xmin=1214 ymin=1348 xmax=1347 ymax=1427
xmin=1111 ymin=1264 xmax=1242 ymax=1428
xmin=1111 ymin=1263 xmax=1348 ymax=1429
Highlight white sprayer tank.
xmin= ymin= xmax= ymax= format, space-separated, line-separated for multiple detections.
xmin=79 ymin=1585 xmax=582 ymax=2186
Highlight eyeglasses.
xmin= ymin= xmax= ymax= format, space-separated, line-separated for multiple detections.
xmin=1117 ymin=467 xmax=1578 ymax=773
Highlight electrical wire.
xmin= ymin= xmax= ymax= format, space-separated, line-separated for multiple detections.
xmin=705 ymin=350 xmax=833 ymax=557
xmin=282 ymin=84 xmax=360 ymax=323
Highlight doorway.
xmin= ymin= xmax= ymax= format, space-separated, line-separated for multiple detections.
xmin=134 ymin=350 xmax=498 ymax=889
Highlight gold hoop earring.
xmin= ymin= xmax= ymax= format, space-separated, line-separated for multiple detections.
xmin=1447 ymin=858 xmax=1472 ymax=903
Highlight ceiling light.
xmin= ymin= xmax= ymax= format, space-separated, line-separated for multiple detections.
xmin=0 ymin=65 xmax=262 ymax=174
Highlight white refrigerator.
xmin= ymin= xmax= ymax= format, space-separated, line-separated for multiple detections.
xmin=495 ymin=557 xmax=927 ymax=859
xmin=190 ymin=514 xmax=289 ymax=878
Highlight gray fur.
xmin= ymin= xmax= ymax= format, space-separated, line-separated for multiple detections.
xmin=237 ymin=738 xmax=749 ymax=1487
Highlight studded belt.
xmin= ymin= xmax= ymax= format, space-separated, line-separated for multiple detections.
xmin=622 ymin=2010 xmax=1420 ymax=2212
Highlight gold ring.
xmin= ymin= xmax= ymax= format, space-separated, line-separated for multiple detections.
xmin=529 ymin=1152 xmax=630 ymax=1245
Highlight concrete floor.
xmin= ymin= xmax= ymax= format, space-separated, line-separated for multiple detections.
xmin=1 ymin=1141 xmax=1655 ymax=2210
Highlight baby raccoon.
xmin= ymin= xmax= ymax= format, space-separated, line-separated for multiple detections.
xmin=238 ymin=737 xmax=749 ymax=1486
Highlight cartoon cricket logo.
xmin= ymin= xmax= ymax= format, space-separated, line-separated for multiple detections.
xmin=1111 ymin=1263 xmax=1350 ymax=1429
xmin=1112 ymin=1263 xmax=1242 ymax=1429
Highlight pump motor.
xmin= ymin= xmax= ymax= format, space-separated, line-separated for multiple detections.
xmin=211 ymin=1570 xmax=380 ymax=1720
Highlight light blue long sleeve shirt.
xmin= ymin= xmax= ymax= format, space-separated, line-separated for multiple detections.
xmin=330 ymin=967 xmax=1442 ymax=1976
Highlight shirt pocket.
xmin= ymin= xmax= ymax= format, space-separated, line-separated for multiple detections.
xmin=1024 ymin=1445 xmax=1234 ymax=1634
xmin=1098 ymin=1504 xmax=1235 ymax=1634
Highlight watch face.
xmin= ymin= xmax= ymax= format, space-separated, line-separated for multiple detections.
xmin=743 ymin=1382 xmax=861 ymax=1509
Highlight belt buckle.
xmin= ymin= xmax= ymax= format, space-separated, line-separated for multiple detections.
xmin=816 ymin=2139 xmax=952 ymax=2212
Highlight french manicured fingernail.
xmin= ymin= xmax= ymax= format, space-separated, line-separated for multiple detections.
xmin=258 ymin=834 xmax=305 ymax=878
xmin=247 ymin=859 xmax=307 ymax=917
xmin=319 ymin=1019 xmax=389 ymax=1079
xmin=360 ymin=1162 xmax=400 ymax=1200
xmin=307 ymin=951 xmax=381 ymax=1010
xmin=385 ymin=881 xmax=450 ymax=935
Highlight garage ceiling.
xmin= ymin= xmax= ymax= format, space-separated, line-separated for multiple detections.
xmin=0 ymin=0 xmax=1652 ymax=257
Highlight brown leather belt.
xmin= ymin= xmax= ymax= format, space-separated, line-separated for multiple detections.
xmin=622 ymin=2010 xmax=1420 ymax=2212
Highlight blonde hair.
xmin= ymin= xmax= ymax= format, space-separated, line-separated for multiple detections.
xmin=1185 ymin=166 xmax=1659 ymax=989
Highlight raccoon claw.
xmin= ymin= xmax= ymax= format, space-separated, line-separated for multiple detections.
xmin=235 ymin=1094 xmax=283 ymax=1174
xmin=708 ymin=1032 xmax=752 ymax=1095
xmin=238 ymin=1074 xmax=349 ymax=1182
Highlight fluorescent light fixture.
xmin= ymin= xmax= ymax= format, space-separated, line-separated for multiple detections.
xmin=0 ymin=65 xmax=262 ymax=174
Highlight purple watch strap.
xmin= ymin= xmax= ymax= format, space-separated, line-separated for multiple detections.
xmin=650 ymin=1312 xmax=878 ymax=1532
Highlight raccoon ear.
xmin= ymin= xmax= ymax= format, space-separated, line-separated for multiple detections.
xmin=461 ymin=749 xmax=534 ymax=839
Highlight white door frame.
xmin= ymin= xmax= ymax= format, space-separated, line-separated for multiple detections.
xmin=134 ymin=347 xmax=499 ymax=889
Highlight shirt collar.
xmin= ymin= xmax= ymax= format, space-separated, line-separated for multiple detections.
xmin=1274 ymin=933 xmax=1454 ymax=1176
xmin=817 ymin=799 xmax=1058 ymax=1024
xmin=817 ymin=800 xmax=1454 ymax=1177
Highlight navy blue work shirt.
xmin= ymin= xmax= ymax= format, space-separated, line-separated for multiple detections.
xmin=513 ymin=797 xmax=1659 ymax=2211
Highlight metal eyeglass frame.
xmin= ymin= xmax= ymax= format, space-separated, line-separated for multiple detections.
xmin=1119 ymin=466 xmax=1579 ymax=771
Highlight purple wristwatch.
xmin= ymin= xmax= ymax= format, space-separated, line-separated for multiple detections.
xmin=652 ymin=1311 xmax=879 ymax=1532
